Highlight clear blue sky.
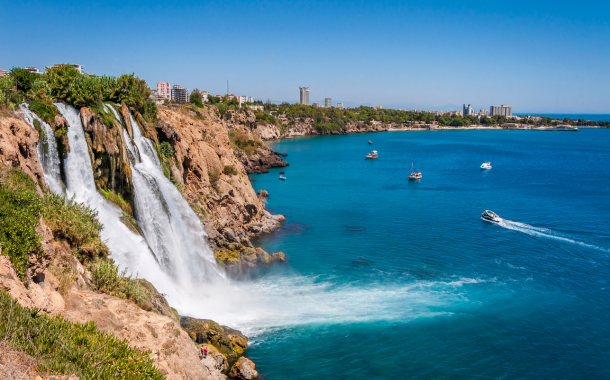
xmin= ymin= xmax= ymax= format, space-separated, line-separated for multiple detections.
xmin=2 ymin=0 xmax=609 ymax=113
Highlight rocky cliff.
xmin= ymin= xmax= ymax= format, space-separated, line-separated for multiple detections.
xmin=255 ymin=115 xmax=389 ymax=140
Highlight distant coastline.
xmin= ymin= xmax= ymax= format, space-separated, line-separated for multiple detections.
xmin=514 ymin=113 xmax=610 ymax=122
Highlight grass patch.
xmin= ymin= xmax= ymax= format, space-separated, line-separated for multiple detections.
xmin=99 ymin=187 xmax=133 ymax=215
xmin=0 ymin=290 xmax=163 ymax=379
xmin=208 ymin=169 xmax=221 ymax=193
xmin=29 ymin=101 xmax=58 ymax=125
xmin=0 ymin=166 xmax=42 ymax=279
xmin=89 ymin=260 xmax=145 ymax=304
xmin=40 ymin=193 xmax=109 ymax=262
xmin=160 ymin=141 xmax=174 ymax=158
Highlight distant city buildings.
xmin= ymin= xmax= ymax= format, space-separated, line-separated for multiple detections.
xmin=299 ymin=87 xmax=310 ymax=105
xmin=201 ymin=91 xmax=209 ymax=103
xmin=337 ymin=103 xmax=344 ymax=110
xmin=243 ymin=96 xmax=254 ymax=103
xmin=54 ymin=63 xmax=84 ymax=73
xmin=171 ymin=85 xmax=189 ymax=104
xmin=463 ymin=104 xmax=473 ymax=116
xmin=324 ymin=98 xmax=332 ymax=107
xmin=479 ymin=109 xmax=489 ymax=117
xmin=249 ymin=105 xmax=264 ymax=111
xmin=376 ymin=105 xmax=383 ymax=110
xmin=157 ymin=82 xmax=171 ymax=100
xmin=312 ymin=102 xmax=321 ymax=107
xmin=490 ymin=104 xmax=513 ymax=117
xmin=0 ymin=70 xmax=7 ymax=77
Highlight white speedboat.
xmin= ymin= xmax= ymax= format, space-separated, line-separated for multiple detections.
xmin=481 ymin=161 xmax=492 ymax=170
xmin=279 ymin=175 xmax=286 ymax=180
xmin=365 ymin=150 xmax=378 ymax=159
xmin=481 ymin=210 xmax=501 ymax=223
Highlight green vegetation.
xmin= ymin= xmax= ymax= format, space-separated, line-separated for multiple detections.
xmin=89 ymin=260 xmax=145 ymax=304
xmin=160 ymin=141 xmax=174 ymax=158
xmin=29 ymin=100 xmax=58 ymax=124
xmin=208 ymin=169 xmax=221 ymax=193
xmin=223 ymin=165 xmax=238 ymax=176
xmin=228 ymin=130 xmax=264 ymax=157
xmin=0 ymin=290 xmax=163 ymax=380
xmin=40 ymin=193 xmax=109 ymax=262
xmin=190 ymin=88 xmax=204 ymax=107
xmin=3 ymin=65 xmax=158 ymax=123
xmin=0 ymin=166 xmax=43 ymax=279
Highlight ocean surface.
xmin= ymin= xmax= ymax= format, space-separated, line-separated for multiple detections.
xmin=514 ymin=113 xmax=610 ymax=122
xmin=245 ymin=129 xmax=610 ymax=379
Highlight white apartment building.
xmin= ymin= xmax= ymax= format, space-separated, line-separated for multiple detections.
xmin=25 ymin=67 xmax=42 ymax=74
xmin=337 ymin=103 xmax=344 ymax=110
xmin=157 ymin=82 xmax=171 ymax=100
xmin=300 ymin=87 xmax=310 ymax=105
xmin=324 ymin=98 xmax=332 ymax=107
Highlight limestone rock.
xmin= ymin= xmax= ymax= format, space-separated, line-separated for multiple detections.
xmin=0 ymin=114 xmax=46 ymax=193
xmin=228 ymin=357 xmax=258 ymax=380
xmin=271 ymin=251 xmax=286 ymax=262
xmin=257 ymin=189 xmax=269 ymax=198
xmin=180 ymin=317 xmax=248 ymax=359
xmin=199 ymin=344 xmax=229 ymax=373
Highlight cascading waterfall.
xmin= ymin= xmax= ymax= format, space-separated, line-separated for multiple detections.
xmin=54 ymin=103 xmax=187 ymax=305
xmin=106 ymin=104 xmax=224 ymax=287
xmin=19 ymin=104 xmax=63 ymax=194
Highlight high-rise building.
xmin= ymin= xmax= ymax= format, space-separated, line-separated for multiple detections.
xmin=157 ymin=82 xmax=171 ymax=100
xmin=171 ymin=85 xmax=189 ymax=104
xmin=490 ymin=104 xmax=513 ymax=117
xmin=299 ymin=87 xmax=310 ymax=105
xmin=463 ymin=104 xmax=473 ymax=116
xmin=479 ymin=109 xmax=489 ymax=116
xmin=324 ymin=98 xmax=332 ymax=107
xmin=337 ymin=103 xmax=344 ymax=110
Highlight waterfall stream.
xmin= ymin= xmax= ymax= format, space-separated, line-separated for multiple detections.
xmin=19 ymin=104 xmax=63 ymax=194
xmin=107 ymin=105 xmax=225 ymax=287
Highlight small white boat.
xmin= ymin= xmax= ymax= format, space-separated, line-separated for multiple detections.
xmin=481 ymin=161 xmax=492 ymax=170
xmin=279 ymin=175 xmax=286 ymax=180
xmin=408 ymin=163 xmax=422 ymax=180
xmin=481 ymin=210 xmax=501 ymax=223
xmin=365 ymin=150 xmax=378 ymax=159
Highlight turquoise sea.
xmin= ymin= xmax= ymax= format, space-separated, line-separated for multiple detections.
xmin=247 ymin=129 xmax=610 ymax=379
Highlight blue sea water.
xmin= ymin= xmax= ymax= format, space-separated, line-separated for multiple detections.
xmin=246 ymin=129 xmax=610 ymax=379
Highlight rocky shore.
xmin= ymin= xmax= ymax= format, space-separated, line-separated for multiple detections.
xmin=1 ymin=104 xmax=288 ymax=379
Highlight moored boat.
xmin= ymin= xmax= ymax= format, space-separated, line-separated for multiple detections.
xmin=481 ymin=161 xmax=492 ymax=170
xmin=368 ymin=140 xmax=372 ymax=144
xmin=408 ymin=163 xmax=422 ymax=180
xmin=366 ymin=150 xmax=378 ymax=159
xmin=279 ymin=175 xmax=286 ymax=180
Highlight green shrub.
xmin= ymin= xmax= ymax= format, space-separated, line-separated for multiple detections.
xmin=40 ymin=193 xmax=109 ymax=261
xmin=160 ymin=141 xmax=174 ymax=158
xmin=44 ymin=64 xmax=80 ymax=101
xmin=0 ymin=166 xmax=42 ymax=279
xmin=29 ymin=101 xmax=58 ymax=125
xmin=0 ymin=290 xmax=163 ymax=379
xmin=89 ymin=260 xmax=145 ymax=304
xmin=228 ymin=130 xmax=263 ymax=157
xmin=208 ymin=169 xmax=221 ymax=192
xmin=223 ymin=165 xmax=238 ymax=176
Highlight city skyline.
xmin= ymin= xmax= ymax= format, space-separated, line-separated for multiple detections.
xmin=2 ymin=1 xmax=609 ymax=113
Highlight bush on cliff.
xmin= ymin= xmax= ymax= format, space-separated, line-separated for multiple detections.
xmin=228 ymin=130 xmax=264 ymax=157
xmin=29 ymin=100 xmax=58 ymax=125
xmin=0 ymin=166 xmax=42 ymax=279
xmin=0 ymin=290 xmax=163 ymax=379
xmin=89 ymin=260 xmax=145 ymax=304
xmin=223 ymin=165 xmax=238 ymax=176
xmin=40 ymin=193 xmax=109 ymax=261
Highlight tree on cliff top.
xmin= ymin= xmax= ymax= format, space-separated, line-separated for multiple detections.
xmin=190 ymin=89 xmax=203 ymax=107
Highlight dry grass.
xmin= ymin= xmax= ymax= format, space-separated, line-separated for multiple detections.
xmin=0 ymin=340 xmax=54 ymax=380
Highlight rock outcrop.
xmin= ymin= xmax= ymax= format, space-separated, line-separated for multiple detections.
xmin=0 ymin=113 xmax=46 ymax=193
xmin=180 ymin=317 xmax=248 ymax=359
xmin=255 ymin=117 xmax=389 ymax=141
xmin=228 ymin=357 xmax=258 ymax=380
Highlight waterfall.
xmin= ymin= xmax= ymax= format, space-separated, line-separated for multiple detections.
xmin=54 ymin=103 xmax=189 ymax=307
xmin=107 ymin=105 xmax=225 ymax=286
xmin=19 ymin=104 xmax=63 ymax=194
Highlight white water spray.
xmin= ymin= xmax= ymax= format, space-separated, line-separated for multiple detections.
xmin=19 ymin=104 xmax=63 ymax=194
xmin=498 ymin=219 xmax=609 ymax=253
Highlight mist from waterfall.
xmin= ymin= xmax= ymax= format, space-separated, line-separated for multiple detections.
xmin=19 ymin=104 xmax=63 ymax=194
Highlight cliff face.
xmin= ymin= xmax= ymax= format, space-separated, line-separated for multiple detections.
xmin=0 ymin=113 xmax=46 ymax=193
xmin=255 ymin=116 xmax=389 ymax=140
xmin=155 ymin=107 xmax=286 ymax=251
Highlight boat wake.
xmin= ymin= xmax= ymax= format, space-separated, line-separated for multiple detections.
xmin=497 ymin=219 xmax=609 ymax=253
